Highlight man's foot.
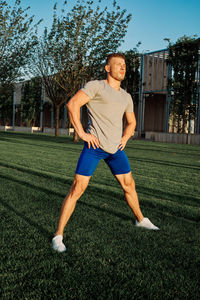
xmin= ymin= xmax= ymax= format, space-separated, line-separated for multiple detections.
xmin=135 ymin=217 xmax=159 ymax=230
xmin=52 ymin=235 xmax=66 ymax=252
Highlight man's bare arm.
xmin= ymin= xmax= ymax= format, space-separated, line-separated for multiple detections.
xmin=67 ymin=90 xmax=100 ymax=149
xmin=118 ymin=112 xmax=136 ymax=150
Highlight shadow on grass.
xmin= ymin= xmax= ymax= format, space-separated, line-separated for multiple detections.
xmin=3 ymin=140 xmax=82 ymax=153
xmin=0 ymin=175 xmax=136 ymax=241
xmin=1 ymin=163 xmax=199 ymax=227
xmin=0 ymin=162 xmax=198 ymax=205
xmin=126 ymin=142 xmax=200 ymax=156
xmin=128 ymin=155 xmax=200 ymax=170
xmin=0 ymin=162 xmax=199 ymax=205
xmin=0 ymin=161 xmax=74 ymax=183
xmin=0 ymin=196 xmax=52 ymax=241
xmin=1 ymin=161 xmax=199 ymax=206
xmin=0 ymin=131 xmax=80 ymax=145
xmin=0 ymin=135 xmax=83 ymax=153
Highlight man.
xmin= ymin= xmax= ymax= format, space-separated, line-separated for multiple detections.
xmin=52 ymin=53 xmax=159 ymax=253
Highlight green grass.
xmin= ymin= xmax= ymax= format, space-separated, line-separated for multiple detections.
xmin=0 ymin=131 xmax=200 ymax=300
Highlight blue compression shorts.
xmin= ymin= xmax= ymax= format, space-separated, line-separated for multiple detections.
xmin=76 ymin=142 xmax=131 ymax=176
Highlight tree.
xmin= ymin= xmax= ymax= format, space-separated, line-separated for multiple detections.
xmin=121 ymin=45 xmax=141 ymax=130
xmin=122 ymin=43 xmax=141 ymax=105
xmin=21 ymin=77 xmax=42 ymax=127
xmin=0 ymin=0 xmax=41 ymax=85
xmin=0 ymin=0 xmax=41 ymax=125
xmin=0 ymin=83 xmax=13 ymax=125
xmin=31 ymin=0 xmax=132 ymax=137
xmin=165 ymin=36 xmax=199 ymax=133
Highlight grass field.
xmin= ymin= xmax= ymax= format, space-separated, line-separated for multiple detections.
xmin=0 ymin=131 xmax=200 ymax=300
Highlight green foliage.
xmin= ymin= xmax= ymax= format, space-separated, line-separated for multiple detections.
xmin=0 ymin=132 xmax=200 ymax=299
xmin=20 ymin=77 xmax=42 ymax=126
xmin=49 ymin=0 xmax=132 ymax=86
xmin=166 ymin=36 xmax=200 ymax=133
xmin=0 ymin=0 xmax=42 ymax=85
xmin=0 ymin=84 xmax=13 ymax=125
xmin=122 ymin=43 xmax=141 ymax=105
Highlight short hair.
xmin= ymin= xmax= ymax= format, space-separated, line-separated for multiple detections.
xmin=106 ymin=53 xmax=125 ymax=65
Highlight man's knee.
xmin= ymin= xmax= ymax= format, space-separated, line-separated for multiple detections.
xmin=121 ymin=175 xmax=135 ymax=193
xmin=71 ymin=175 xmax=90 ymax=197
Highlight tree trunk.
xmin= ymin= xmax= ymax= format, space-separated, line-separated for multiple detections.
xmin=55 ymin=105 xmax=60 ymax=137
xmin=73 ymin=130 xmax=79 ymax=142
xmin=177 ymin=115 xmax=181 ymax=133
xmin=182 ymin=104 xmax=187 ymax=133
xmin=188 ymin=108 xmax=191 ymax=134
xmin=172 ymin=114 xmax=175 ymax=133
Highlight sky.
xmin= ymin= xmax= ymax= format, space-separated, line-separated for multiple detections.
xmin=6 ymin=0 xmax=200 ymax=53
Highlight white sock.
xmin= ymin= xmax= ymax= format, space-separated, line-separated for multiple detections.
xmin=52 ymin=235 xmax=66 ymax=252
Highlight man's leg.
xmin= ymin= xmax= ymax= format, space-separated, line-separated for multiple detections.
xmin=52 ymin=174 xmax=90 ymax=252
xmin=115 ymin=172 xmax=159 ymax=230
xmin=115 ymin=172 xmax=144 ymax=222
xmin=55 ymin=174 xmax=90 ymax=236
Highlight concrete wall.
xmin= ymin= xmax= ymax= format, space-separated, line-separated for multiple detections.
xmin=0 ymin=126 xmax=74 ymax=136
xmin=146 ymin=131 xmax=200 ymax=145
xmin=0 ymin=126 xmax=41 ymax=133
xmin=43 ymin=128 xmax=74 ymax=136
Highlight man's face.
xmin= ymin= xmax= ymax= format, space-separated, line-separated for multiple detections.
xmin=106 ymin=57 xmax=126 ymax=82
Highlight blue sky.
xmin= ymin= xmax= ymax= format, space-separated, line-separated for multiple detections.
xmin=6 ymin=0 xmax=200 ymax=53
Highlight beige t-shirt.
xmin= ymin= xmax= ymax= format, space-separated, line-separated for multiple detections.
xmin=81 ymin=80 xmax=134 ymax=154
